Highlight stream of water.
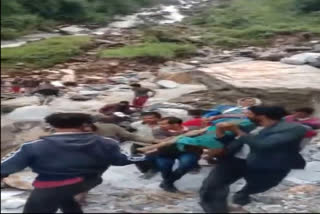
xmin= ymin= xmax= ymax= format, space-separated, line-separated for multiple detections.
xmin=1 ymin=0 xmax=210 ymax=48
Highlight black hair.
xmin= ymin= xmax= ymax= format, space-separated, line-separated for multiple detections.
xmin=161 ymin=117 xmax=183 ymax=124
xmin=130 ymin=83 xmax=141 ymax=87
xmin=294 ymin=107 xmax=315 ymax=115
xmin=248 ymin=106 xmax=288 ymax=121
xmin=45 ymin=113 xmax=93 ymax=129
xmin=188 ymin=109 xmax=205 ymax=116
xmin=119 ymin=101 xmax=130 ymax=104
xmin=141 ymin=112 xmax=162 ymax=119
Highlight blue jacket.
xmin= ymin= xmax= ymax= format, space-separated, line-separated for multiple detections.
xmin=222 ymin=121 xmax=307 ymax=170
xmin=1 ymin=133 xmax=145 ymax=181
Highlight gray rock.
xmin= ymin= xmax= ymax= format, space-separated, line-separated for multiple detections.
xmin=85 ymin=85 xmax=111 ymax=91
xmin=285 ymin=46 xmax=313 ymax=52
xmin=6 ymin=106 xmax=54 ymax=122
xmin=306 ymin=161 xmax=320 ymax=172
xmin=257 ymin=51 xmax=287 ymax=61
xmin=108 ymin=76 xmax=130 ymax=84
xmin=2 ymin=96 xmax=40 ymax=111
xmin=70 ymin=95 xmax=92 ymax=101
xmin=144 ymin=102 xmax=194 ymax=111
xmin=79 ymin=90 xmax=101 ymax=96
xmin=137 ymin=72 xmax=155 ymax=80
xmin=157 ymin=80 xmax=179 ymax=89
xmin=59 ymin=25 xmax=90 ymax=35
xmin=312 ymin=152 xmax=320 ymax=161
xmin=306 ymin=55 xmax=320 ymax=68
xmin=314 ymin=44 xmax=320 ymax=52
xmin=281 ymin=53 xmax=320 ymax=65
xmin=286 ymin=170 xmax=320 ymax=184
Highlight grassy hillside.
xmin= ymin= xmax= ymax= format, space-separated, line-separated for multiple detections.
xmin=1 ymin=0 xmax=156 ymax=40
xmin=187 ymin=0 xmax=320 ymax=47
xmin=1 ymin=36 xmax=93 ymax=69
xmin=99 ymin=42 xmax=196 ymax=60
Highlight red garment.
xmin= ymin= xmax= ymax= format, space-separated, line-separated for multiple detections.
xmin=305 ymin=130 xmax=318 ymax=138
xmin=183 ymin=118 xmax=208 ymax=127
xmin=285 ymin=115 xmax=320 ymax=129
xmin=11 ymin=86 xmax=21 ymax=93
xmin=33 ymin=177 xmax=83 ymax=189
xmin=132 ymin=96 xmax=149 ymax=108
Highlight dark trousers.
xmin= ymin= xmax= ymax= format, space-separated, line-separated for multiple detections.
xmin=155 ymin=152 xmax=200 ymax=184
xmin=23 ymin=177 xmax=102 ymax=213
xmin=131 ymin=144 xmax=157 ymax=173
xmin=199 ymin=158 xmax=290 ymax=213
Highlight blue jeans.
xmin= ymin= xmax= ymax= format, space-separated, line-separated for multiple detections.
xmin=155 ymin=152 xmax=200 ymax=184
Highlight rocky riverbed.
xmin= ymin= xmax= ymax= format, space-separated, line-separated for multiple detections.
xmin=1 ymin=0 xmax=320 ymax=213
xmin=1 ymin=139 xmax=320 ymax=213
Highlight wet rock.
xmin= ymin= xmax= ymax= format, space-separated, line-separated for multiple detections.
xmin=1 ymin=119 xmax=48 ymax=159
xmin=312 ymin=152 xmax=320 ymax=161
xmin=70 ymin=94 xmax=92 ymax=101
xmin=144 ymin=102 xmax=194 ymax=111
xmin=314 ymin=44 xmax=320 ymax=52
xmin=306 ymin=161 xmax=320 ymax=172
xmin=85 ymin=85 xmax=111 ymax=91
xmin=281 ymin=53 xmax=320 ymax=65
xmin=157 ymin=80 xmax=179 ymax=89
xmin=6 ymin=106 xmax=54 ymax=122
xmin=137 ymin=72 xmax=156 ymax=80
xmin=1 ymin=96 xmax=40 ymax=112
xmin=286 ymin=170 xmax=320 ymax=184
xmin=256 ymin=51 xmax=287 ymax=61
xmin=307 ymin=55 xmax=320 ymax=68
xmin=51 ymin=81 xmax=65 ymax=88
xmin=49 ymin=97 xmax=106 ymax=112
xmin=79 ymin=90 xmax=101 ymax=97
xmin=285 ymin=46 xmax=313 ymax=52
xmin=59 ymin=25 xmax=90 ymax=35
xmin=108 ymin=76 xmax=130 ymax=84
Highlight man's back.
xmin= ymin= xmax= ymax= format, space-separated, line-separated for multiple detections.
xmin=240 ymin=121 xmax=307 ymax=170
xmin=1 ymin=133 xmax=140 ymax=180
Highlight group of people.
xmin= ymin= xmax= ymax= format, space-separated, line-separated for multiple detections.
xmin=1 ymin=85 xmax=320 ymax=213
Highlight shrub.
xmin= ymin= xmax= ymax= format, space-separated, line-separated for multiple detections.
xmin=1 ymin=36 xmax=93 ymax=69
xmin=98 ymin=42 xmax=196 ymax=59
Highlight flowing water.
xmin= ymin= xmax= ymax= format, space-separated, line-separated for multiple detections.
xmin=1 ymin=0 xmax=211 ymax=48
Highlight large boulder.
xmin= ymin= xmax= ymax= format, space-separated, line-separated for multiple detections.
xmin=192 ymin=60 xmax=320 ymax=111
xmin=1 ymin=96 xmax=39 ymax=113
xmin=157 ymin=71 xmax=196 ymax=84
xmin=1 ymin=119 xmax=48 ymax=159
xmin=157 ymin=80 xmax=179 ymax=89
xmin=281 ymin=53 xmax=320 ymax=66
xmin=6 ymin=106 xmax=54 ymax=122
xmin=307 ymin=55 xmax=320 ymax=68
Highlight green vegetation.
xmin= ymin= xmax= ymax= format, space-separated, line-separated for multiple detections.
xmin=1 ymin=36 xmax=93 ymax=69
xmin=1 ymin=0 xmax=156 ymax=39
xmin=187 ymin=0 xmax=320 ymax=47
xmin=99 ymin=42 xmax=196 ymax=60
